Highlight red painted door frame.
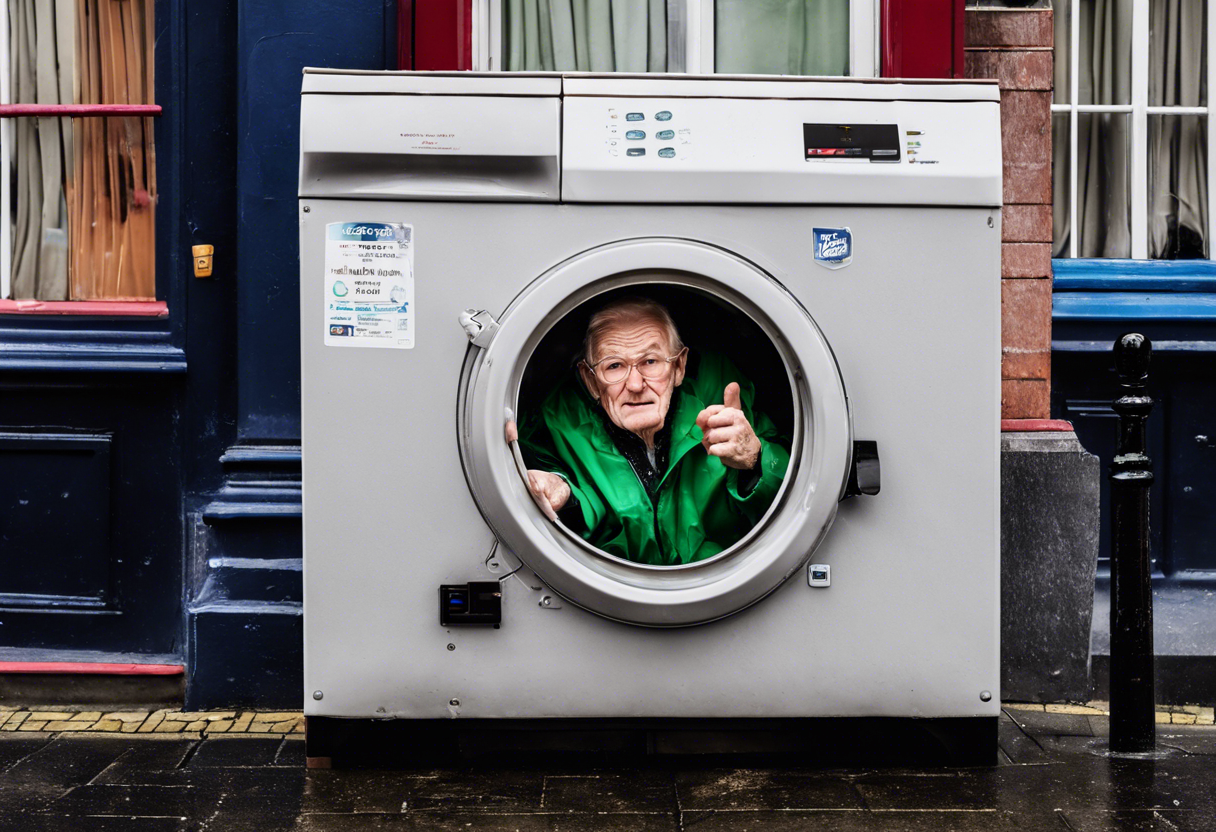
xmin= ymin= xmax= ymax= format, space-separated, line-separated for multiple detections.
xmin=404 ymin=0 xmax=472 ymax=70
xmin=401 ymin=0 xmax=963 ymax=78
xmin=881 ymin=0 xmax=966 ymax=79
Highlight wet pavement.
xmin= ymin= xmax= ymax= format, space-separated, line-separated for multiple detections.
xmin=1 ymin=709 xmax=1214 ymax=831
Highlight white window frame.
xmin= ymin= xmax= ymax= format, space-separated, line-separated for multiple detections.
xmin=474 ymin=0 xmax=879 ymax=78
xmin=1052 ymin=0 xmax=1216 ymax=260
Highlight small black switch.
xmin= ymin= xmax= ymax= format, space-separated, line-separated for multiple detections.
xmin=439 ymin=582 xmax=502 ymax=626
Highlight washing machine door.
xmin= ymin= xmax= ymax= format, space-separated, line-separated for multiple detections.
xmin=458 ymin=238 xmax=852 ymax=626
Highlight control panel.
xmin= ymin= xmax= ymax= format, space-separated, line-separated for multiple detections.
xmin=563 ymin=93 xmax=1001 ymax=206
xmin=604 ymin=106 xmax=692 ymax=161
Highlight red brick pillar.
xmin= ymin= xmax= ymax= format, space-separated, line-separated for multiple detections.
xmin=965 ymin=9 xmax=1054 ymax=420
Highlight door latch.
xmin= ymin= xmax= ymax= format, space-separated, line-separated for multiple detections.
xmin=192 ymin=244 xmax=214 ymax=278
xmin=459 ymin=309 xmax=500 ymax=348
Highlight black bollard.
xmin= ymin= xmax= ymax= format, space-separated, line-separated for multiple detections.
xmin=1109 ymin=333 xmax=1155 ymax=753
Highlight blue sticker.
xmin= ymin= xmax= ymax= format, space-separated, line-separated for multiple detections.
xmin=626 ymin=112 xmax=645 ymax=121
xmin=625 ymin=130 xmax=646 ymax=140
xmin=812 ymin=227 xmax=852 ymax=269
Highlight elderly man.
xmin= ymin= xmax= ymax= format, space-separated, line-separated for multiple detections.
xmin=516 ymin=297 xmax=790 ymax=565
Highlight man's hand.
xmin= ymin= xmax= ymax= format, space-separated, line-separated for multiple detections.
xmin=505 ymin=419 xmax=571 ymax=521
xmin=695 ymin=382 xmax=761 ymax=470
xmin=525 ymin=470 xmax=571 ymax=520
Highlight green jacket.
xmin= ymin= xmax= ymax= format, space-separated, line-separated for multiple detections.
xmin=519 ymin=352 xmax=790 ymax=565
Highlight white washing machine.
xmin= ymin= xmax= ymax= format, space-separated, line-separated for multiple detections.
xmin=298 ymin=70 xmax=1002 ymax=755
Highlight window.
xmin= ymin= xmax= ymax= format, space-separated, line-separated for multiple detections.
xmin=474 ymin=0 xmax=878 ymax=77
xmin=1 ymin=0 xmax=158 ymax=307
xmin=1053 ymin=0 xmax=1213 ymax=259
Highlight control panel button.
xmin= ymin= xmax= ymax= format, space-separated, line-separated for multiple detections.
xmin=626 ymin=112 xmax=645 ymax=121
xmin=626 ymin=148 xmax=646 ymax=157
xmin=656 ymin=129 xmax=675 ymax=140
xmin=657 ymin=147 xmax=675 ymax=158
xmin=655 ymin=111 xmax=672 ymax=121
xmin=625 ymin=130 xmax=645 ymax=140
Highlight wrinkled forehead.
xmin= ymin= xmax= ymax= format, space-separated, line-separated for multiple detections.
xmin=590 ymin=317 xmax=674 ymax=361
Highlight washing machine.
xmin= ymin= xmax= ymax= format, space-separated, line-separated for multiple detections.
xmin=299 ymin=70 xmax=1002 ymax=757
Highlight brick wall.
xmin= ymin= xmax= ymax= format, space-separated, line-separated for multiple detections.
xmin=965 ymin=8 xmax=1053 ymax=420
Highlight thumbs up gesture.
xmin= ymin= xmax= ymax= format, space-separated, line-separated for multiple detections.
xmin=695 ymin=382 xmax=762 ymax=470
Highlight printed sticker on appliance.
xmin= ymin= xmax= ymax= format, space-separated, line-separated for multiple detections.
xmin=324 ymin=222 xmax=414 ymax=349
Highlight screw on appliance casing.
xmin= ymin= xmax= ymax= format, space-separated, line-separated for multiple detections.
xmin=449 ymin=699 xmax=460 ymax=707
xmin=980 ymin=690 xmax=992 ymax=702
xmin=987 ymin=216 xmax=994 ymax=228
xmin=447 ymin=643 xmax=456 ymax=651
xmin=541 ymin=596 xmax=553 ymax=607
xmin=312 ymin=690 xmax=323 ymax=700
xmin=303 ymin=205 xmax=310 ymax=213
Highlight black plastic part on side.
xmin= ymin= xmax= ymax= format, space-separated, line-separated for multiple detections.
xmin=304 ymin=716 xmax=997 ymax=769
xmin=439 ymin=582 xmax=502 ymax=627
xmin=844 ymin=441 xmax=881 ymax=498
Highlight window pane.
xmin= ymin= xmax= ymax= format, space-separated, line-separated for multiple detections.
xmin=715 ymin=0 xmax=848 ymax=76
xmin=1149 ymin=0 xmax=1207 ymax=107
xmin=1077 ymin=113 xmax=1131 ymax=257
xmin=503 ymin=0 xmax=668 ymax=72
xmin=1079 ymin=0 xmax=1132 ymax=106
xmin=8 ymin=0 xmax=156 ymax=302
xmin=1149 ymin=115 xmax=1209 ymax=259
xmin=1055 ymin=0 xmax=1071 ymax=105
xmin=1053 ymin=114 xmax=1072 ymax=257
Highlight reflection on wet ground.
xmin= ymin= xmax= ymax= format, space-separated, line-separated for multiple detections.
xmin=1 ymin=709 xmax=1215 ymax=831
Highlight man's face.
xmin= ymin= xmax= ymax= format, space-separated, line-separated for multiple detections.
xmin=580 ymin=319 xmax=686 ymax=439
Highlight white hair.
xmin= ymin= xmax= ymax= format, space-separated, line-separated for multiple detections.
xmin=583 ymin=297 xmax=684 ymax=363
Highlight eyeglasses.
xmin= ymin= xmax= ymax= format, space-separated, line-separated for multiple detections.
xmin=582 ymin=349 xmax=686 ymax=385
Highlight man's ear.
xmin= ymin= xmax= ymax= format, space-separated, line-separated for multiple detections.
xmin=578 ymin=363 xmax=602 ymax=401
xmin=671 ymin=347 xmax=688 ymax=388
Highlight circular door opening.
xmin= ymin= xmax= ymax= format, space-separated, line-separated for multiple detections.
xmin=517 ymin=283 xmax=796 ymax=568
xmin=459 ymin=239 xmax=851 ymax=626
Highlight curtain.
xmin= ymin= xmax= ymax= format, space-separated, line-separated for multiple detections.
xmin=1076 ymin=0 xmax=1132 ymax=258
xmin=8 ymin=0 xmax=73 ymax=300
xmin=715 ymin=0 xmax=848 ymax=76
xmin=505 ymin=0 xmax=667 ymax=72
xmin=1148 ymin=0 xmax=1207 ymax=259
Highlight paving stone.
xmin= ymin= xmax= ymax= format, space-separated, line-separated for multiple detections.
xmin=27 ymin=713 xmax=73 ymax=722
xmin=0 ymin=737 xmax=53 ymax=773
xmin=0 ymin=714 xmax=28 ymax=731
xmin=69 ymin=712 xmax=102 ymax=722
xmin=88 ymin=720 xmax=124 ymax=732
xmin=1046 ymin=704 xmax=1104 ymax=716
xmin=232 ymin=712 xmax=255 ymax=732
xmin=296 ymin=812 xmax=679 ymax=831
xmin=137 ymin=711 xmax=168 ymax=733
xmin=0 ymin=736 xmax=142 ymax=811
xmin=675 ymin=769 xmax=863 ymax=812
xmin=184 ymin=720 xmax=207 ymax=732
xmin=18 ymin=721 xmax=48 ymax=732
xmin=1156 ymin=712 xmax=1172 ymax=724
xmin=188 ymin=737 xmax=282 ymax=768
xmin=274 ymin=739 xmax=306 ymax=767
xmin=154 ymin=721 xmax=186 ymax=733
xmin=250 ymin=712 xmax=303 ymax=722
xmin=165 ymin=711 xmax=236 ymax=722
xmin=299 ymin=770 xmax=413 ymax=813
xmin=49 ymin=783 xmax=204 ymax=818
xmin=1005 ymin=709 xmax=1094 ymax=738
xmin=247 ymin=722 xmax=276 ymax=733
xmin=103 ymin=711 xmax=151 ymax=722
xmin=397 ymin=769 xmax=545 ymax=812
xmin=8 ymin=815 xmax=189 ymax=832
xmin=205 ymin=720 xmax=233 ymax=734
xmin=1173 ymin=713 xmax=1198 ymax=725
xmin=543 ymin=771 xmax=676 ymax=813
xmin=677 ymin=809 xmax=1042 ymax=832
xmin=90 ymin=740 xmax=197 ymax=785
xmin=270 ymin=720 xmax=299 ymax=733
xmin=43 ymin=722 xmax=91 ymax=732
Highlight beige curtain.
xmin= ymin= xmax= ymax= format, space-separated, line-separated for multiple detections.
xmin=505 ymin=0 xmax=667 ymax=72
xmin=715 ymin=0 xmax=848 ymax=76
xmin=1148 ymin=0 xmax=1208 ymax=259
xmin=8 ymin=0 xmax=74 ymax=300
